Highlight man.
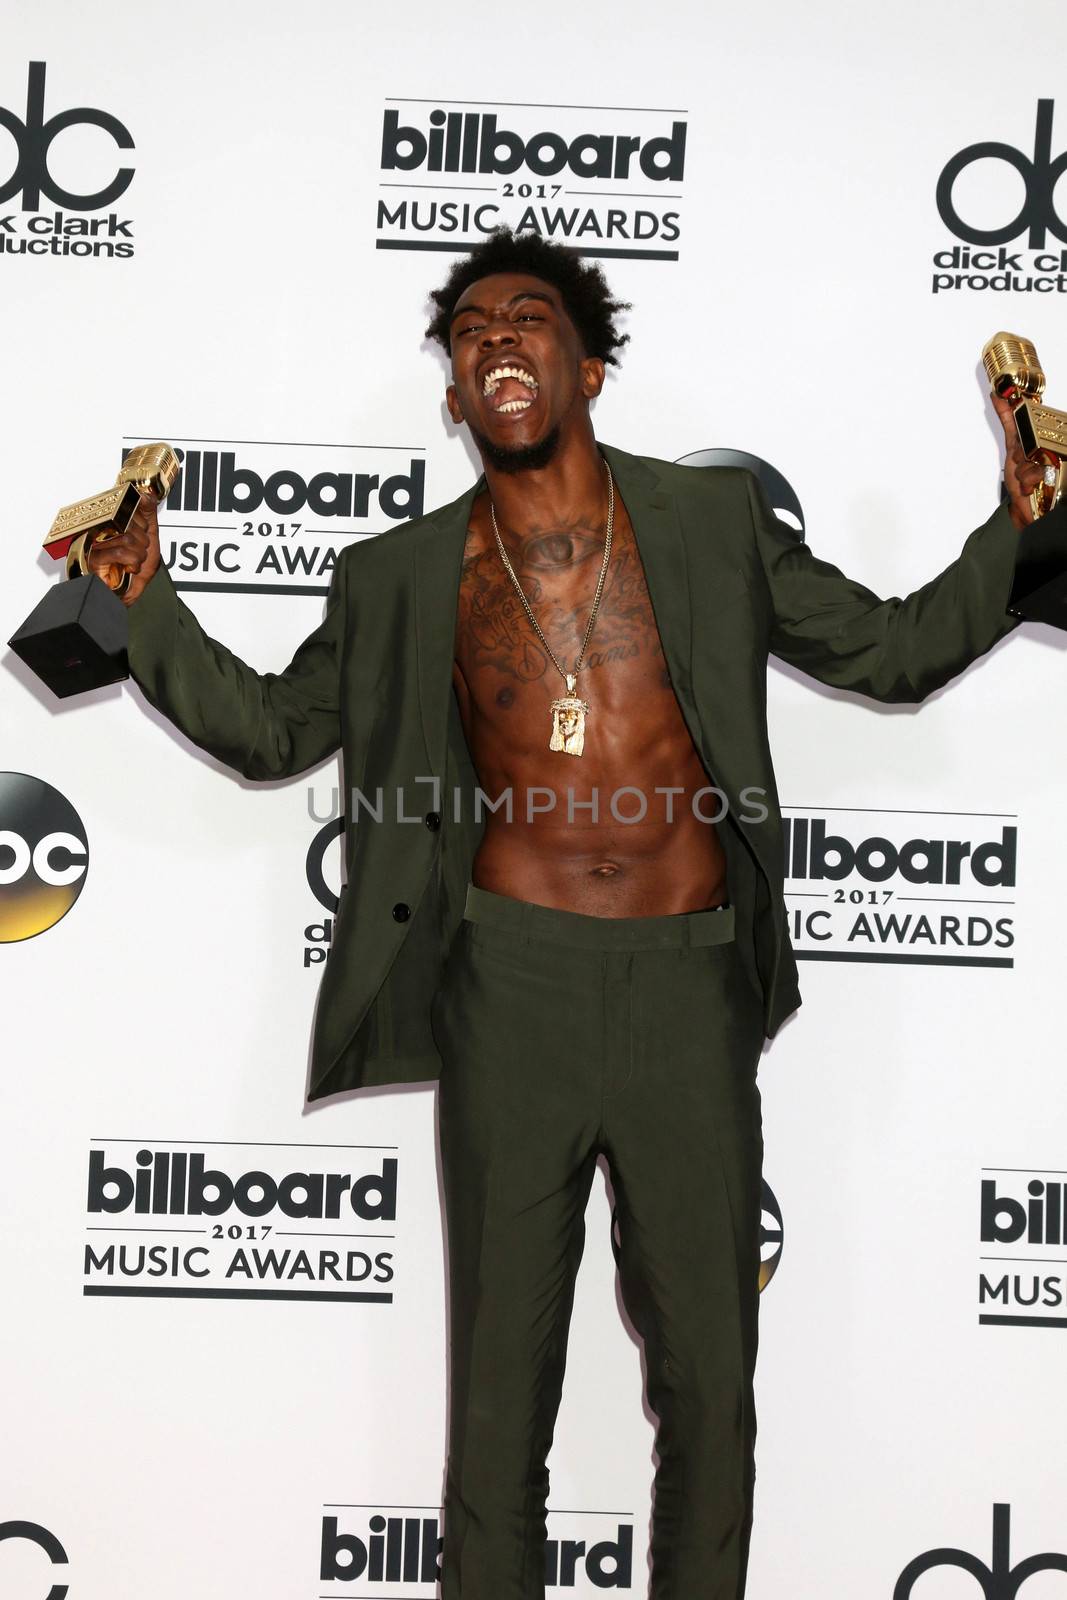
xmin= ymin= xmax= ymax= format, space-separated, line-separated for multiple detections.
xmin=92 ymin=228 xmax=1052 ymax=1600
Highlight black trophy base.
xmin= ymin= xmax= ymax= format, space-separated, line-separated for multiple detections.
xmin=8 ymin=574 xmax=129 ymax=697
xmin=1008 ymin=497 xmax=1067 ymax=629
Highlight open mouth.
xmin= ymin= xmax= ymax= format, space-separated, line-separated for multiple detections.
xmin=482 ymin=363 xmax=540 ymax=415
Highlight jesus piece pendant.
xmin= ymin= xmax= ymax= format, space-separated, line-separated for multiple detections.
xmin=549 ymin=673 xmax=590 ymax=757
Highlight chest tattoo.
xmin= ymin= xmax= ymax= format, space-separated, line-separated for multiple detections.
xmin=458 ymin=519 xmax=664 ymax=688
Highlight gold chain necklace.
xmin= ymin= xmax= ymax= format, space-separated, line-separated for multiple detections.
xmin=490 ymin=459 xmax=614 ymax=757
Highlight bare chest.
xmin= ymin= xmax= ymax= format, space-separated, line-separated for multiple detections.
xmin=452 ymin=510 xmax=677 ymax=737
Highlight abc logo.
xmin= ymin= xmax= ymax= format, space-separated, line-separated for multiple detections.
xmin=611 ymin=1179 xmax=783 ymax=1293
xmin=0 ymin=1520 xmax=69 ymax=1600
xmin=675 ymin=448 xmax=805 ymax=541
xmin=0 ymin=61 xmax=134 ymax=212
xmin=0 ymin=773 xmax=88 ymax=942
xmin=758 ymin=1180 xmax=784 ymax=1291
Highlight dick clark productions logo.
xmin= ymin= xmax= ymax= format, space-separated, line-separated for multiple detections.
xmin=932 ymin=100 xmax=1067 ymax=295
xmin=0 ymin=773 xmax=88 ymax=943
xmin=895 ymin=1504 xmax=1067 ymax=1598
xmin=0 ymin=62 xmax=135 ymax=260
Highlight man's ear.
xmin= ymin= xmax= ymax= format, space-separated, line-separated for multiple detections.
xmin=446 ymin=382 xmax=464 ymax=424
xmin=579 ymin=357 xmax=606 ymax=400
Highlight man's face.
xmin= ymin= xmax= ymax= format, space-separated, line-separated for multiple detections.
xmin=445 ymin=271 xmax=605 ymax=471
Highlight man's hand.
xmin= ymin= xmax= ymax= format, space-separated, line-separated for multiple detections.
xmin=85 ymin=491 xmax=162 ymax=603
xmin=993 ymin=392 xmax=1049 ymax=532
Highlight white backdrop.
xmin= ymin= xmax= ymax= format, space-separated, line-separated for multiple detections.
xmin=3 ymin=2 xmax=1066 ymax=1596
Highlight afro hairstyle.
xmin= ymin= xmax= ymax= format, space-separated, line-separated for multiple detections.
xmin=425 ymin=227 xmax=630 ymax=366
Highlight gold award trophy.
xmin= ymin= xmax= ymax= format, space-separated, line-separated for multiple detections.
xmin=9 ymin=443 xmax=179 ymax=698
xmin=982 ymin=333 xmax=1067 ymax=627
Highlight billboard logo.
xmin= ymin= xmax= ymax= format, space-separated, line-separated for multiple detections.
xmin=382 ymin=109 xmax=685 ymax=182
xmin=82 ymin=1141 xmax=399 ymax=1303
xmin=783 ymin=808 xmax=1017 ymax=966
xmin=321 ymin=1505 xmax=633 ymax=1591
xmin=376 ymin=98 xmax=685 ymax=261
xmin=123 ymin=437 xmax=426 ymax=596
xmin=978 ymin=1169 xmax=1067 ymax=1329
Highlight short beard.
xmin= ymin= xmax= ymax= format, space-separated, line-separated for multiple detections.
xmin=468 ymin=422 xmax=562 ymax=475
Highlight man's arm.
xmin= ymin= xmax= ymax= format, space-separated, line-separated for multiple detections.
xmin=90 ymin=496 xmax=344 ymax=778
xmin=748 ymin=472 xmax=1022 ymax=704
xmin=749 ymin=396 xmax=1060 ymax=703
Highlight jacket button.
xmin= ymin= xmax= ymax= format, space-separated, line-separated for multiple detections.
xmin=392 ymin=902 xmax=410 ymax=922
xmin=424 ymin=811 xmax=441 ymax=831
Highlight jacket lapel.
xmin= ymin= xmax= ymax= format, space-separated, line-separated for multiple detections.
xmin=413 ymin=443 xmax=701 ymax=779
xmin=598 ymin=444 xmax=697 ymax=707
xmin=414 ymin=475 xmax=482 ymax=778
xmin=599 ymin=443 xmax=702 ymax=755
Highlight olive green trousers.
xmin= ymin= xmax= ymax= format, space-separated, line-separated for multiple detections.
xmin=430 ymin=883 xmax=766 ymax=1600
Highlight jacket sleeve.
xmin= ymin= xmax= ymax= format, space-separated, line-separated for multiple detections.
xmin=746 ymin=471 xmax=1024 ymax=703
xmin=126 ymin=555 xmax=346 ymax=778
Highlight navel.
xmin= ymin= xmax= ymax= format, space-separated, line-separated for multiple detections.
xmin=590 ymin=861 xmax=623 ymax=878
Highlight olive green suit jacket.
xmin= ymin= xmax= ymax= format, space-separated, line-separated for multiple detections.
xmin=127 ymin=443 xmax=1026 ymax=1100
